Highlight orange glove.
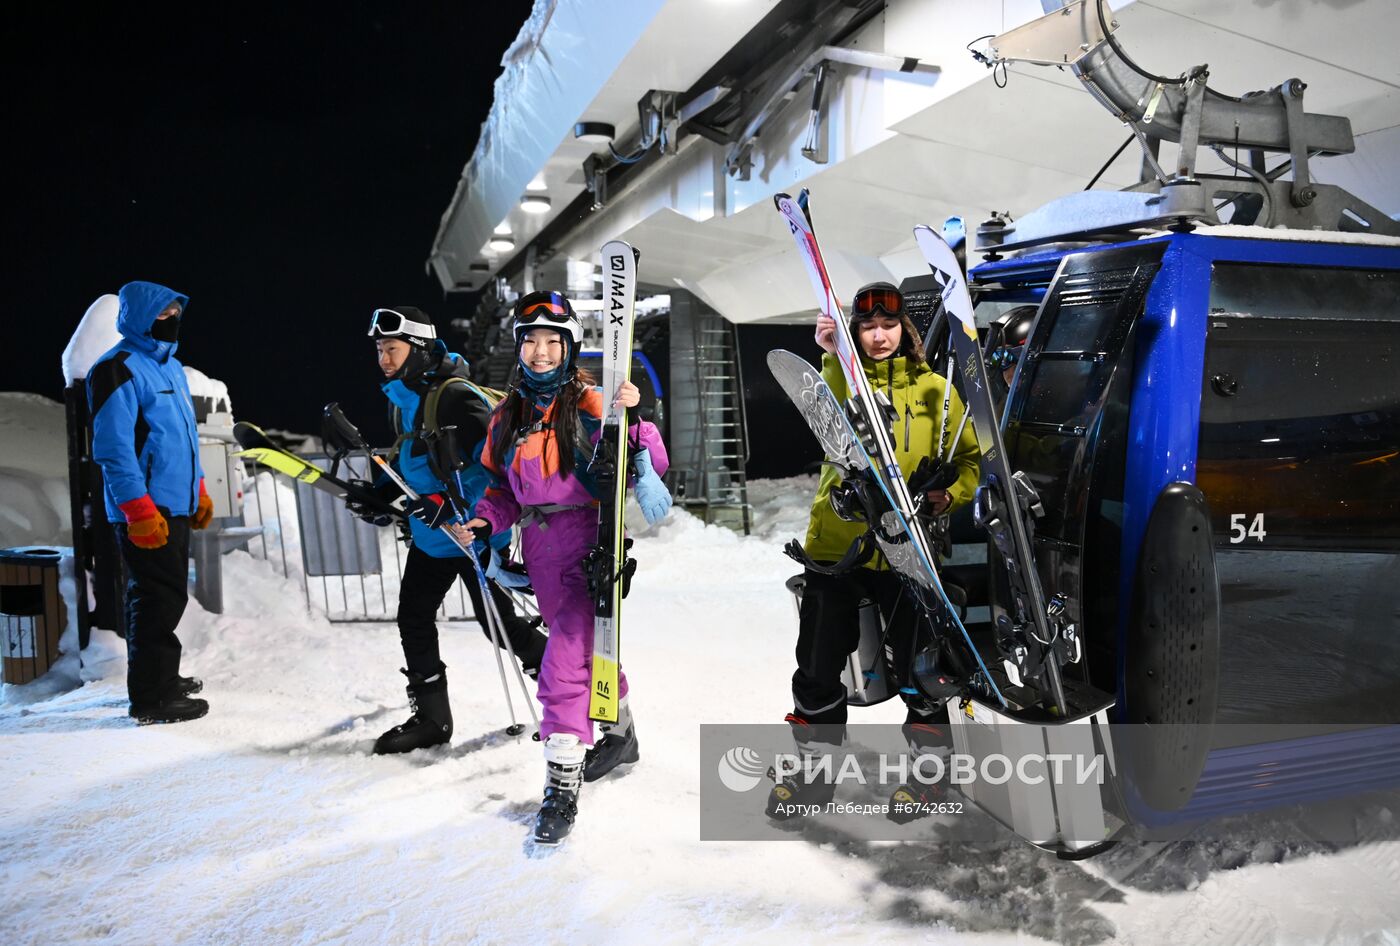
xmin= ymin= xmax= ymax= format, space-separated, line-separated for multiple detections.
xmin=193 ymin=478 xmax=215 ymax=530
xmin=119 ymin=495 xmax=169 ymax=549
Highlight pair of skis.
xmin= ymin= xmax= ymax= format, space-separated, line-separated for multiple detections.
xmin=771 ymin=189 xmax=1074 ymax=716
xmin=587 ymin=240 xmax=639 ymax=725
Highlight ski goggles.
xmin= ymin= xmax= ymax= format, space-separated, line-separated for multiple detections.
xmin=851 ymin=286 xmax=904 ymax=320
xmin=368 ymin=308 xmax=436 ymax=341
xmin=987 ymin=343 xmax=1024 ymax=371
xmin=515 ymin=291 xmax=583 ymax=343
xmin=515 ymin=291 xmax=575 ymax=325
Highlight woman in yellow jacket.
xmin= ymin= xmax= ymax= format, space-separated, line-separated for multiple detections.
xmin=769 ymin=281 xmax=980 ymax=819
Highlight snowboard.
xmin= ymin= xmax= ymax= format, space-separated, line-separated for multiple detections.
xmin=232 ymin=421 xmax=401 ymax=519
xmin=772 ymin=193 xmax=1006 ymax=707
xmin=587 ymin=240 xmax=639 ymax=724
xmin=913 ymin=225 xmax=1077 ymax=715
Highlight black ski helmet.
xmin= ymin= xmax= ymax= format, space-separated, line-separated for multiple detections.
xmin=369 ymin=306 xmax=440 ymax=382
xmin=849 ymin=281 xmax=924 ymax=363
xmin=998 ymin=305 xmax=1037 ymax=349
xmin=369 ymin=306 xmax=437 ymax=351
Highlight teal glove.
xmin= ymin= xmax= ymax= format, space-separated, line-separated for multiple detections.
xmin=632 ymin=448 xmax=672 ymax=526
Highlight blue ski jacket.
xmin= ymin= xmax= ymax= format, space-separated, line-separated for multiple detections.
xmin=88 ymin=281 xmax=204 ymax=523
xmin=381 ymin=346 xmax=508 ymax=559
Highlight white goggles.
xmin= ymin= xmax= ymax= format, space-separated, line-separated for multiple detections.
xmin=368 ymin=308 xmax=436 ymax=341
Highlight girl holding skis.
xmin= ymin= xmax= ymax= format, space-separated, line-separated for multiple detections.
xmin=462 ymin=290 xmax=671 ymax=844
xmin=768 ymin=281 xmax=981 ymax=820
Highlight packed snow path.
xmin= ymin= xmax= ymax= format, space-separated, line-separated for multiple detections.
xmin=3 ymin=480 xmax=1398 ymax=945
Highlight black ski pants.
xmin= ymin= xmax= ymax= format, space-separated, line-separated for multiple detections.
xmin=115 ymin=514 xmax=191 ymax=707
xmin=397 ymin=545 xmax=548 ymax=679
xmin=791 ymin=566 xmax=925 ymax=729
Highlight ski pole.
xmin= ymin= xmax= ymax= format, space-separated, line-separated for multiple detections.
xmin=464 ymin=549 xmax=527 ymax=736
xmin=944 ymin=400 xmax=973 ymax=466
xmin=452 ymin=471 xmax=539 ymax=731
xmin=937 ymin=345 xmax=954 ymax=461
xmin=361 ymin=448 xmax=535 ymax=737
xmin=368 ymin=454 xmax=523 ymax=732
xmin=463 ymin=537 xmax=540 ymax=735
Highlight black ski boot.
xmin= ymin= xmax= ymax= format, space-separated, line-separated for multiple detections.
xmin=534 ymin=734 xmax=585 ymax=845
xmin=129 ymin=695 xmax=209 ymax=725
xmin=373 ymin=667 xmax=453 ymax=755
xmin=583 ymin=701 xmax=639 ymax=782
xmin=175 ymin=675 xmax=203 ymax=697
xmin=764 ymin=716 xmax=842 ymax=821
xmin=888 ymin=709 xmax=953 ymax=825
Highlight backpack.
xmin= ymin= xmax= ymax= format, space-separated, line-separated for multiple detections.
xmin=390 ymin=377 xmax=505 ymax=499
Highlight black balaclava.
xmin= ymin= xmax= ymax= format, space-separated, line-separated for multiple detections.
xmin=150 ymin=316 xmax=180 ymax=343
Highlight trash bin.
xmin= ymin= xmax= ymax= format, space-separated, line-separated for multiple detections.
xmin=1 ymin=547 xmax=68 ymax=685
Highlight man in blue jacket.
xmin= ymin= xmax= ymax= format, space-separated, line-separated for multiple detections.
xmin=351 ymin=306 xmax=547 ymax=754
xmin=88 ymin=281 xmax=215 ymax=724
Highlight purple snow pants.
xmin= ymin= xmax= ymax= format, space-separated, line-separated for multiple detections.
xmin=524 ymin=507 xmax=628 ymax=745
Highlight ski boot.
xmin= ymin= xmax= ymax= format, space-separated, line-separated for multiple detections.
xmin=583 ymin=700 xmax=639 ymax=782
xmin=129 ymin=695 xmax=209 ymax=725
xmin=534 ymin=733 xmax=585 ymax=845
xmin=764 ymin=716 xmax=842 ymax=821
xmin=175 ymin=675 xmax=203 ymax=697
xmin=887 ymin=710 xmax=953 ymax=825
xmin=373 ymin=667 xmax=453 ymax=755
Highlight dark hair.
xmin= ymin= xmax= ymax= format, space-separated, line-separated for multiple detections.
xmin=489 ymin=368 xmax=598 ymax=478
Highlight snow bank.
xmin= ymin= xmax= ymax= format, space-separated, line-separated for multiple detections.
xmin=0 ymin=392 xmax=71 ymax=547
xmin=183 ymin=365 xmax=233 ymax=419
xmin=61 ymin=294 xmax=121 ymax=386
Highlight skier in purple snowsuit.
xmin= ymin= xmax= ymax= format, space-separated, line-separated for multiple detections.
xmin=465 ymin=290 xmax=671 ymax=844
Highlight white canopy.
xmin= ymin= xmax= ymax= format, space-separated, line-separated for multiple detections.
xmin=430 ymin=0 xmax=1400 ymax=322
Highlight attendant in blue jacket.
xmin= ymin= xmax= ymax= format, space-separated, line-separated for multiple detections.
xmin=87 ymin=281 xmax=215 ymax=724
xmin=351 ymin=306 xmax=548 ymax=754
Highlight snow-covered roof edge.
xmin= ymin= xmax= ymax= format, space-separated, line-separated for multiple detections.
xmin=427 ymin=0 xmax=668 ymax=289
xmin=1190 ymin=224 xmax=1400 ymax=247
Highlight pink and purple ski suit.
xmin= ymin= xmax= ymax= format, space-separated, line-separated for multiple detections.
xmin=476 ymin=385 xmax=668 ymax=744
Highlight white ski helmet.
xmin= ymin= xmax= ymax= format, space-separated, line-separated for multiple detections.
xmin=512 ymin=290 xmax=583 ymax=346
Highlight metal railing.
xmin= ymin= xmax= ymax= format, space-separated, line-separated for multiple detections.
xmin=239 ymin=454 xmax=536 ymax=626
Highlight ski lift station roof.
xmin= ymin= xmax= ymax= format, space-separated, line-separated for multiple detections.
xmin=428 ymin=0 xmax=1400 ymax=323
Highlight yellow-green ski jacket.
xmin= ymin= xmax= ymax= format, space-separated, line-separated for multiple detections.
xmin=803 ymin=352 xmax=980 ymax=570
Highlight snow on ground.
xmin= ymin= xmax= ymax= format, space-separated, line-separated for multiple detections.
xmin=2 ymin=472 xmax=1399 ymax=945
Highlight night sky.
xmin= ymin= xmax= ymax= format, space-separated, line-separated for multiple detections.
xmin=9 ymin=3 xmax=532 ymax=443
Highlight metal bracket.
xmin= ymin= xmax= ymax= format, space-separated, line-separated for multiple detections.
xmin=583 ymin=152 xmax=609 ymax=211
xmin=1174 ymin=73 xmax=1207 ymax=180
xmin=801 ymin=61 xmax=831 ymax=164
xmin=1281 ymin=78 xmax=1317 ymax=207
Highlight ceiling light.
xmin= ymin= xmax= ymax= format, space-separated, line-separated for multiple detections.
xmin=574 ymin=121 xmax=616 ymax=144
xmin=526 ymin=174 xmax=548 ymax=192
xmin=488 ymin=235 xmax=515 ymax=253
xmin=520 ymin=194 xmax=552 ymax=214
xmin=493 ymin=221 xmax=513 ymax=235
